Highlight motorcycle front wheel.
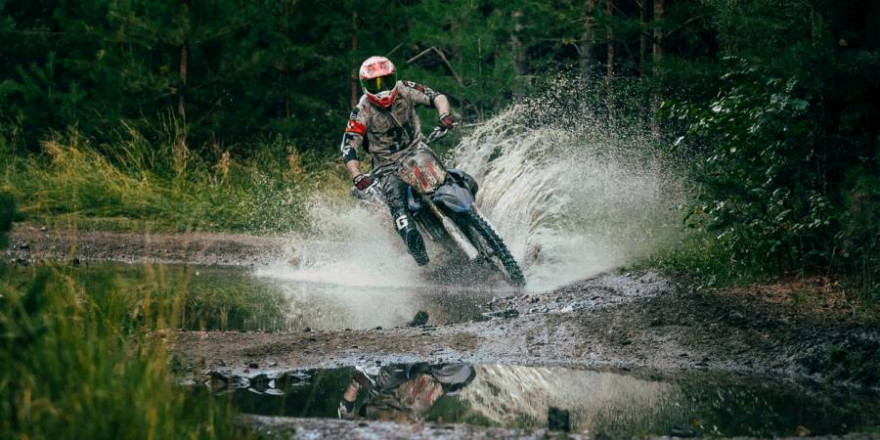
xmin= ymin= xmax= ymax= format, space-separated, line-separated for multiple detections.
xmin=462 ymin=210 xmax=526 ymax=287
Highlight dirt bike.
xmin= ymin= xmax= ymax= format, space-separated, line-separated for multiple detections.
xmin=354 ymin=127 xmax=526 ymax=287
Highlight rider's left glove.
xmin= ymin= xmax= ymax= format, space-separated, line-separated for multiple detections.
xmin=353 ymin=174 xmax=374 ymax=191
xmin=438 ymin=112 xmax=455 ymax=130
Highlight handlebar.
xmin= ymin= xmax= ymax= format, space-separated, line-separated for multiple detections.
xmin=425 ymin=126 xmax=450 ymax=144
xmin=353 ymin=125 xmax=451 ymax=200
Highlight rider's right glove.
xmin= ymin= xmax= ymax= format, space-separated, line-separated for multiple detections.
xmin=353 ymin=174 xmax=374 ymax=191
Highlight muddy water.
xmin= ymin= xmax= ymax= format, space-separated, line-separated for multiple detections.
xmin=65 ymin=262 xmax=497 ymax=331
xmin=212 ymin=364 xmax=880 ymax=438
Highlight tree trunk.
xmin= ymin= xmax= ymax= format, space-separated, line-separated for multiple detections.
xmin=653 ymin=0 xmax=664 ymax=68
xmin=178 ymin=42 xmax=188 ymax=118
xmin=176 ymin=0 xmax=189 ymax=172
xmin=510 ymin=10 xmax=527 ymax=77
xmin=510 ymin=10 xmax=528 ymax=101
xmin=603 ymin=0 xmax=615 ymax=124
xmin=580 ymin=0 xmax=597 ymax=76
xmin=178 ymin=0 xmax=189 ymax=119
xmin=350 ymin=11 xmax=359 ymax=109
xmin=639 ymin=0 xmax=648 ymax=76
xmin=605 ymin=0 xmax=614 ymax=79
xmin=651 ymin=0 xmax=664 ymax=137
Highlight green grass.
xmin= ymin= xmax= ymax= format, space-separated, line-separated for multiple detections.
xmin=0 ymin=126 xmax=349 ymax=234
xmin=0 ymin=188 xmax=282 ymax=439
xmin=0 ymin=262 xmax=250 ymax=440
xmin=70 ymin=263 xmax=292 ymax=332
xmin=626 ymin=229 xmax=770 ymax=288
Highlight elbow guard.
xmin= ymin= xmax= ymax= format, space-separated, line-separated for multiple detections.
xmin=341 ymin=138 xmax=358 ymax=163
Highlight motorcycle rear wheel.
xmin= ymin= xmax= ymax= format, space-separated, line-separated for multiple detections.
xmin=463 ymin=210 xmax=526 ymax=287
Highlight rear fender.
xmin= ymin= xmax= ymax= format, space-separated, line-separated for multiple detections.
xmin=433 ymin=183 xmax=475 ymax=213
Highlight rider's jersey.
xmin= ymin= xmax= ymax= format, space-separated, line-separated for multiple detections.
xmin=340 ymin=80 xmax=442 ymax=173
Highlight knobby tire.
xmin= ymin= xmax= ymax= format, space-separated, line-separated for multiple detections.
xmin=464 ymin=210 xmax=526 ymax=287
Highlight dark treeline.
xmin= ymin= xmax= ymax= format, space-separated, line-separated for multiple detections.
xmin=2 ymin=0 xmax=879 ymax=294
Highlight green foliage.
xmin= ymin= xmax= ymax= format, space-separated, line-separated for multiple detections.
xmin=70 ymin=263 xmax=293 ymax=332
xmin=659 ymin=0 xmax=880 ymax=297
xmin=669 ymin=62 xmax=830 ymax=273
xmin=0 ymin=202 xmax=245 ymax=439
xmin=0 ymin=191 xmax=13 ymax=248
xmin=0 ymin=127 xmax=340 ymax=233
xmin=840 ymin=172 xmax=880 ymax=302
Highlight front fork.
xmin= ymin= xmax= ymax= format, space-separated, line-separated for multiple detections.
xmin=420 ymin=195 xmax=480 ymax=261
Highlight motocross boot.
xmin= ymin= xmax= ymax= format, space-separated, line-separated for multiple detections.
xmin=393 ymin=212 xmax=429 ymax=266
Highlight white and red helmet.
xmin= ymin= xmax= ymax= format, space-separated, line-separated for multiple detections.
xmin=359 ymin=56 xmax=398 ymax=108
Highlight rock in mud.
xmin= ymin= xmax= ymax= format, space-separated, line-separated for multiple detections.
xmin=669 ymin=426 xmax=696 ymax=437
xmin=483 ymin=308 xmax=520 ymax=319
xmin=547 ymin=407 xmax=570 ymax=432
xmin=408 ymin=310 xmax=429 ymax=327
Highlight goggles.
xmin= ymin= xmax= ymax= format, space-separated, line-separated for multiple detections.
xmin=361 ymin=73 xmax=397 ymax=94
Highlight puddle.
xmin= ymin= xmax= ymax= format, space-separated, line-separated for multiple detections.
xmin=207 ymin=364 xmax=880 ymax=438
xmin=51 ymin=262 xmax=496 ymax=332
xmin=267 ymin=280 xmax=495 ymax=331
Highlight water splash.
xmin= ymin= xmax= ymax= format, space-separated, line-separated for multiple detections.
xmin=257 ymin=197 xmax=421 ymax=288
xmin=451 ymin=102 xmax=684 ymax=291
xmin=259 ymin=81 xmax=685 ymax=293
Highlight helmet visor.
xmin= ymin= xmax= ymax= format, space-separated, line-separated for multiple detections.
xmin=361 ymin=73 xmax=397 ymax=95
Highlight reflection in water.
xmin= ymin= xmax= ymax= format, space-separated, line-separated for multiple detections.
xmin=31 ymin=262 xmax=292 ymax=331
xmin=338 ymin=364 xmax=475 ymax=422
xmin=58 ymin=262 xmax=497 ymax=332
xmin=222 ymin=363 xmax=880 ymax=438
xmin=459 ymin=365 xmax=673 ymax=433
xmin=268 ymin=280 xmax=493 ymax=331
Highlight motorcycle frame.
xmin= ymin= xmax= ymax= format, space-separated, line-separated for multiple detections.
xmin=395 ymin=148 xmax=480 ymax=261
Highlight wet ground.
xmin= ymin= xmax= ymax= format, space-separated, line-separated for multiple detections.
xmin=213 ymin=363 xmax=880 ymax=438
xmin=9 ymin=226 xmax=880 ymax=438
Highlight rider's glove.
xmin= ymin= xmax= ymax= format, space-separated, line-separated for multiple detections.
xmin=438 ymin=112 xmax=455 ymax=130
xmin=353 ymin=174 xmax=374 ymax=191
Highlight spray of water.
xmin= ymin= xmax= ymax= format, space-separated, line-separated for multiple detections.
xmin=258 ymin=79 xmax=685 ymax=295
xmin=452 ymin=102 xmax=684 ymax=291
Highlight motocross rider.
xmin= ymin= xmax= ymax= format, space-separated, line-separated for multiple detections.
xmin=337 ymin=363 xmax=476 ymax=420
xmin=341 ymin=56 xmax=455 ymax=266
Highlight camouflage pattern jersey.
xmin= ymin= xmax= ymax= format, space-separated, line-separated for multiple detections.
xmin=340 ymin=80 xmax=443 ymax=174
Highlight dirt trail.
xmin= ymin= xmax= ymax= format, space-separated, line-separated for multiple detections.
xmin=8 ymin=224 xmax=284 ymax=267
xmin=11 ymin=225 xmax=874 ymax=387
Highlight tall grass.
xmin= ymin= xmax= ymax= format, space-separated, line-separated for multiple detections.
xmin=75 ymin=263 xmax=293 ymax=332
xmin=0 ymin=266 xmax=249 ymax=439
xmin=0 ymin=197 xmax=249 ymax=439
xmin=0 ymin=123 xmax=348 ymax=233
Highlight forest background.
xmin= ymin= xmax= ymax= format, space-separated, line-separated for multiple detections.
xmin=1 ymin=0 xmax=879 ymax=297
xmin=2 ymin=2 xmax=880 ymax=438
